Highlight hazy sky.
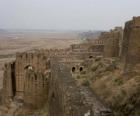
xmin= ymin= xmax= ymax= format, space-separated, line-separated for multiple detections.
xmin=0 ymin=0 xmax=140 ymax=30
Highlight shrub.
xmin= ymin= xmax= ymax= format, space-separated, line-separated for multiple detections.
xmin=82 ymin=80 xmax=90 ymax=86
xmin=114 ymin=78 xmax=123 ymax=85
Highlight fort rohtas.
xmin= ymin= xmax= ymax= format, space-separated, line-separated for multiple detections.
xmin=0 ymin=17 xmax=140 ymax=116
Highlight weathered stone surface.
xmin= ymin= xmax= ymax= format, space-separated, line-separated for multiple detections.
xmin=75 ymin=27 xmax=123 ymax=58
xmin=103 ymin=27 xmax=123 ymax=58
xmin=2 ymin=16 xmax=140 ymax=115
xmin=3 ymin=62 xmax=16 ymax=100
xmin=71 ymin=38 xmax=105 ymax=56
xmin=121 ymin=17 xmax=140 ymax=72
xmin=48 ymin=58 xmax=112 ymax=116
xmin=15 ymin=51 xmax=49 ymax=98
xmin=24 ymin=70 xmax=48 ymax=109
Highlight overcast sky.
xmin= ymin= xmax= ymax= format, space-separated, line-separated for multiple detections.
xmin=0 ymin=0 xmax=140 ymax=30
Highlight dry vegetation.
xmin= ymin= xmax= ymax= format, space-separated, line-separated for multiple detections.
xmin=73 ymin=57 xmax=140 ymax=116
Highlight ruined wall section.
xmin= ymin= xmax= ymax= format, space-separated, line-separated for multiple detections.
xmin=3 ymin=49 xmax=67 ymax=100
xmin=48 ymin=58 xmax=112 ymax=116
xmin=3 ymin=62 xmax=16 ymax=100
xmin=24 ymin=69 xmax=48 ymax=109
xmin=103 ymin=27 xmax=123 ymax=57
xmin=15 ymin=51 xmax=49 ymax=98
xmin=15 ymin=53 xmax=25 ymax=97
xmin=71 ymin=39 xmax=104 ymax=55
xmin=121 ymin=17 xmax=140 ymax=72
xmin=70 ymin=27 xmax=123 ymax=58
xmin=87 ymin=38 xmax=104 ymax=54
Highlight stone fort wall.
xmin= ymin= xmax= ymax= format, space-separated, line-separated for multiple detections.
xmin=3 ymin=62 xmax=15 ymax=100
xmin=48 ymin=58 xmax=112 ymax=116
xmin=24 ymin=69 xmax=48 ymax=109
xmin=15 ymin=52 xmax=48 ymax=98
xmin=2 ymin=16 xmax=140 ymax=115
xmin=103 ymin=27 xmax=123 ymax=58
xmin=121 ymin=17 xmax=140 ymax=72
xmin=70 ymin=27 xmax=123 ymax=58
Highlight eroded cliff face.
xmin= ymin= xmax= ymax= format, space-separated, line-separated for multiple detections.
xmin=121 ymin=17 xmax=140 ymax=73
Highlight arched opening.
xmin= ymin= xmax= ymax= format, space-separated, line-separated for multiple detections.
xmin=25 ymin=54 xmax=27 ymax=59
xmin=79 ymin=67 xmax=83 ymax=72
xmin=31 ymin=54 xmax=33 ymax=59
xmin=89 ymin=56 xmax=93 ymax=59
xmin=37 ymin=54 xmax=40 ymax=58
xmin=35 ymin=75 xmax=37 ymax=81
xmin=31 ymin=75 xmax=34 ymax=81
xmin=46 ymin=63 xmax=48 ymax=69
xmin=52 ymin=92 xmax=55 ymax=99
xmin=43 ymin=56 xmax=46 ymax=60
xmin=46 ymin=59 xmax=50 ymax=69
xmin=42 ymin=77 xmax=45 ymax=88
xmin=72 ymin=67 xmax=76 ymax=72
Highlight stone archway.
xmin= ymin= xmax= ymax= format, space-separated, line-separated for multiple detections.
xmin=79 ymin=67 xmax=83 ymax=72
xmin=72 ymin=67 xmax=76 ymax=72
